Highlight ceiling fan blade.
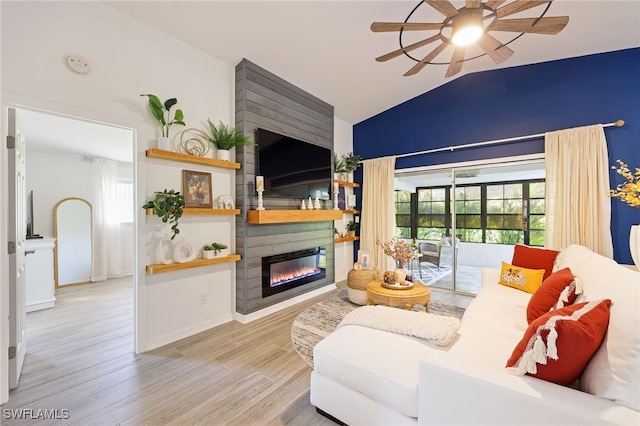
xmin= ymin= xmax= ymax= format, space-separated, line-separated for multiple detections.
xmin=376 ymin=35 xmax=441 ymax=62
xmin=445 ymin=46 xmax=466 ymax=78
xmin=466 ymin=0 xmax=483 ymax=7
xmin=404 ymin=42 xmax=450 ymax=76
xmin=476 ymin=33 xmax=514 ymax=64
xmin=495 ymin=0 xmax=550 ymax=19
xmin=492 ymin=16 xmax=569 ymax=35
xmin=485 ymin=0 xmax=507 ymax=10
xmin=425 ymin=0 xmax=459 ymax=18
xmin=371 ymin=22 xmax=444 ymax=32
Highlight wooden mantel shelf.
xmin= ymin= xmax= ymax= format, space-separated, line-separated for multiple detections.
xmin=248 ymin=209 xmax=343 ymax=224
xmin=146 ymin=254 xmax=241 ymax=274
xmin=146 ymin=148 xmax=240 ymax=170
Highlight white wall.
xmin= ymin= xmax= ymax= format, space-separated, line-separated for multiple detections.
xmin=26 ymin=149 xmax=135 ymax=276
xmin=1 ymin=0 xmax=235 ymax=367
xmin=26 ymin=150 xmax=93 ymax=237
xmin=333 ymin=118 xmax=355 ymax=282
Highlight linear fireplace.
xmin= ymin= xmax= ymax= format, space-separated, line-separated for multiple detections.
xmin=262 ymin=247 xmax=326 ymax=298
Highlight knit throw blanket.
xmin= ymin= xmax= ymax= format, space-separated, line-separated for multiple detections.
xmin=337 ymin=305 xmax=461 ymax=346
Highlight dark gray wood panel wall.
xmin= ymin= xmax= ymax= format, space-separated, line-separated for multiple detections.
xmin=235 ymin=59 xmax=335 ymax=315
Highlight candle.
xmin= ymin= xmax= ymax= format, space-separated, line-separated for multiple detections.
xmin=256 ymin=176 xmax=264 ymax=191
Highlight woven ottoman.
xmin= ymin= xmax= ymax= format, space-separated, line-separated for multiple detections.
xmin=347 ymin=268 xmax=381 ymax=305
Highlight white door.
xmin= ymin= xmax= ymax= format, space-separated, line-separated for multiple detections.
xmin=7 ymin=107 xmax=27 ymax=388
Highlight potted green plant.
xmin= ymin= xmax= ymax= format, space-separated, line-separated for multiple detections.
xmin=334 ymin=153 xmax=347 ymax=180
xmin=341 ymin=152 xmax=363 ymax=182
xmin=142 ymin=189 xmax=185 ymax=240
xmin=346 ymin=220 xmax=358 ymax=238
xmin=203 ymin=242 xmax=228 ymax=259
xmin=196 ymin=119 xmax=253 ymax=161
xmin=140 ymin=94 xmax=185 ymax=151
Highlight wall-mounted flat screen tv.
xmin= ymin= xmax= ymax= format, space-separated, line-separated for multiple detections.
xmin=256 ymin=128 xmax=332 ymax=200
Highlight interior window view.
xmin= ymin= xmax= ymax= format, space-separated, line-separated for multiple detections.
xmin=394 ymin=162 xmax=545 ymax=294
xmin=2 ymin=1 xmax=638 ymax=426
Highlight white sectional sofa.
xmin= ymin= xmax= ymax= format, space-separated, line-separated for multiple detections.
xmin=310 ymin=244 xmax=640 ymax=425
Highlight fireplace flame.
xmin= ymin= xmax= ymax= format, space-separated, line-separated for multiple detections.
xmin=271 ymin=266 xmax=321 ymax=287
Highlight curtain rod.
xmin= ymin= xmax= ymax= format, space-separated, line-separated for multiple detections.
xmin=363 ymin=119 xmax=625 ymax=162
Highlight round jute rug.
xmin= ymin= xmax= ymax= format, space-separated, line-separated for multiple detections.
xmin=291 ymin=295 xmax=466 ymax=368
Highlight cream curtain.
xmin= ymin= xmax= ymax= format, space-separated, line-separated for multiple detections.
xmin=545 ymin=124 xmax=613 ymax=257
xmin=361 ymin=156 xmax=396 ymax=272
xmin=92 ymin=158 xmax=123 ymax=281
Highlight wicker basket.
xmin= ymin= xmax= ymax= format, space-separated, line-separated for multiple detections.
xmin=347 ymin=268 xmax=381 ymax=291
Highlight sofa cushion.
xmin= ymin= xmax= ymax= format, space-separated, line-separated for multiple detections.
xmin=314 ymin=325 xmax=451 ymax=418
xmin=526 ymin=267 xmax=580 ymax=324
xmin=512 ymin=244 xmax=559 ymax=280
xmin=506 ymin=299 xmax=611 ymax=386
xmin=556 ymin=245 xmax=640 ymax=411
xmin=498 ymin=261 xmax=545 ymax=294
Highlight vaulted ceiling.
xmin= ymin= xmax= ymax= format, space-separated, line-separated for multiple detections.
xmin=106 ymin=1 xmax=640 ymax=124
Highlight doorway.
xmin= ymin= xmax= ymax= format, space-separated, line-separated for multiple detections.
xmin=11 ymin=106 xmax=136 ymax=388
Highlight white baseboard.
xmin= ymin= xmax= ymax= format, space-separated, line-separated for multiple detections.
xmin=143 ymin=313 xmax=233 ymax=352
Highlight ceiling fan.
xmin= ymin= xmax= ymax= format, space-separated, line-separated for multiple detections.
xmin=371 ymin=0 xmax=569 ymax=78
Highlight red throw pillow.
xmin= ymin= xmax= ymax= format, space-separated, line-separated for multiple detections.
xmin=512 ymin=244 xmax=559 ymax=281
xmin=506 ymin=299 xmax=611 ymax=386
xmin=526 ymin=268 xmax=581 ymax=324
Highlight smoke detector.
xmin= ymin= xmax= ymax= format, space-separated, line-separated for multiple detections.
xmin=65 ymin=55 xmax=91 ymax=74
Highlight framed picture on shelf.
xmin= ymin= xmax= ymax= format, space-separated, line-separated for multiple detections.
xmin=182 ymin=170 xmax=213 ymax=208
xmin=358 ymin=250 xmax=373 ymax=270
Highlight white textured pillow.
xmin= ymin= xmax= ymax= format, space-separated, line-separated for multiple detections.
xmin=558 ymin=245 xmax=640 ymax=410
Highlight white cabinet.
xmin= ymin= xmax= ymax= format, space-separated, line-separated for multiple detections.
xmin=25 ymin=237 xmax=56 ymax=312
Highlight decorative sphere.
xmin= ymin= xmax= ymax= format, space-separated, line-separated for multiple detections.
xmin=394 ymin=268 xmax=406 ymax=284
xmin=353 ymin=262 xmax=363 ymax=271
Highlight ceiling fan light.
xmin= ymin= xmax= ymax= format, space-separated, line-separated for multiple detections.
xmin=452 ymin=25 xmax=483 ymax=46
xmin=451 ymin=10 xmax=484 ymax=46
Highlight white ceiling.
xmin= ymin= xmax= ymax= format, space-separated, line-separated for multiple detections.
xmin=105 ymin=0 xmax=640 ymax=124
xmin=20 ymin=1 xmax=640 ymax=163
xmin=18 ymin=109 xmax=134 ymax=163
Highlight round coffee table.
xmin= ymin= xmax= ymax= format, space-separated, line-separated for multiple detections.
xmin=366 ymin=280 xmax=431 ymax=312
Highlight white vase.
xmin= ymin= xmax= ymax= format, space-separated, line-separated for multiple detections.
xmin=630 ymin=225 xmax=640 ymax=268
xmin=156 ymin=236 xmax=174 ymax=265
xmin=347 ymin=172 xmax=354 ymax=182
xmin=217 ymin=149 xmax=231 ymax=162
xmin=157 ymin=136 xmax=173 ymax=151
xmin=203 ymin=250 xmax=216 ymax=259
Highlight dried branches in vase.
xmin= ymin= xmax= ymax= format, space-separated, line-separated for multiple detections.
xmin=376 ymin=237 xmax=416 ymax=267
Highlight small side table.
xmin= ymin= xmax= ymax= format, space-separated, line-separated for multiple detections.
xmin=347 ymin=269 xmax=381 ymax=305
xmin=366 ymin=280 xmax=430 ymax=312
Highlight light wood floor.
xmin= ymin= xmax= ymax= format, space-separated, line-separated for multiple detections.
xmin=2 ymin=277 xmax=473 ymax=425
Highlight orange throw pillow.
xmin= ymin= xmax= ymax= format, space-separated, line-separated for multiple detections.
xmin=512 ymin=244 xmax=559 ymax=281
xmin=506 ymin=299 xmax=611 ymax=386
xmin=526 ymin=268 xmax=581 ymax=324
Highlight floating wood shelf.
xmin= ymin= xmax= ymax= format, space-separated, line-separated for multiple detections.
xmin=146 ymin=149 xmax=241 ymax=170
xmin=146 ymin=208 xmax=240 ymax=216
xmin=335 ymin=236 xmax=360 ymax=243
xmin=247 ymin=209 xmax=343 ymax=224
xmin=335 ymin=179 xmax=360 ymax=188
xmin=343 ymin=209 xmax=360 ymax=214
xmin=146 ymin=254 xmax=241 ymax=274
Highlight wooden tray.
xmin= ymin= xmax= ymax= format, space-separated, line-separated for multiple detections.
xmin=381 ymin=281 xmax=414 ymax=290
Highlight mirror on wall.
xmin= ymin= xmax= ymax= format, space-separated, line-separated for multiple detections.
xmin=54 ymin=197 xmax=92 ymax=287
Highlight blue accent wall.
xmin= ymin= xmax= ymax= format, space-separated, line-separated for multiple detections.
xmin=353 ymin=48 xmax=640 ymax=264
